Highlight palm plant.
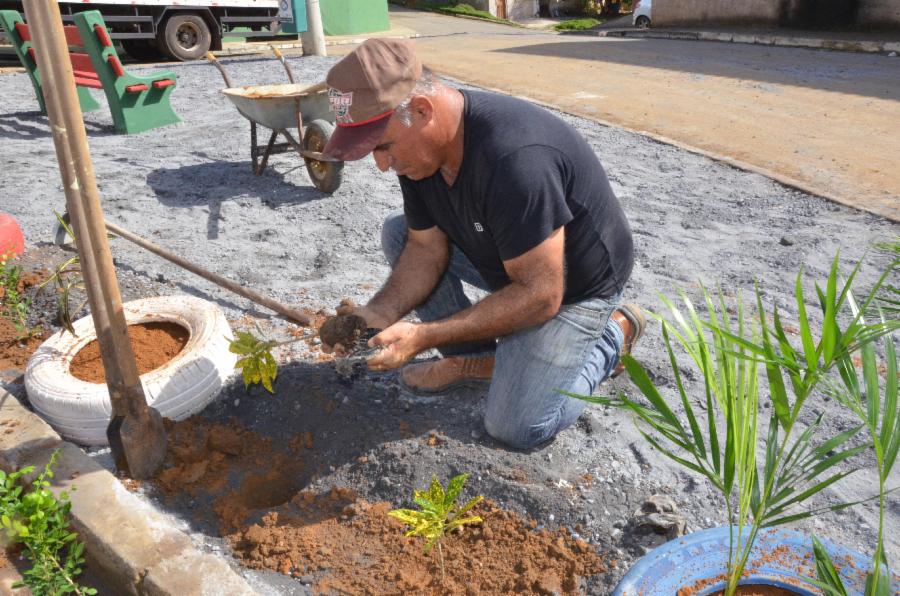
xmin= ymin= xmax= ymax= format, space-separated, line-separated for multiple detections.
xmin=568 ymin=248 xmax=898 ymax=596
xmin=808 ymin=244 xmax=899 ymax=595
xmin=870 ymin=238 xmax=899 ymax=317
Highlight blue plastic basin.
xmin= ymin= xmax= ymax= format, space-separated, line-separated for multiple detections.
xmin=612 ymin=526 xmax=882 ymax=596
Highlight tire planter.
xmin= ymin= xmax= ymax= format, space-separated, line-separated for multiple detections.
xmin=25 ymin=295 xmax=236 ymax=446
xmin=613 ymin=526 xmax=879 ymax=596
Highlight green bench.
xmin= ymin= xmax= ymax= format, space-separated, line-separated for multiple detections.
xmin=0 ymin=10 xmax=181 ymax=134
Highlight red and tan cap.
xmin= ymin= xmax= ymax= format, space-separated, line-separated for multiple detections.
xmin=322 ymin=38 xmax=422 ymax=161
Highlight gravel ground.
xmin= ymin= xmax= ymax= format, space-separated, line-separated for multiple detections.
xmin=1 ymin=52 xmax=898 ymax=594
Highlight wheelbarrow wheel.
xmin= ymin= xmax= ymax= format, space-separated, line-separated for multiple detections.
xmin=303 ymin=119 xmax=344 ymax=194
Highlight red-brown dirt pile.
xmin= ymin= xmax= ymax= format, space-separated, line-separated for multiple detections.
xmin=228 ymin=490 xmax=606 ymax=595
xmin=152 ymin=418 xmax=606 ymax=594
xmin=0 ymin=318 xmax=44 ymax=374
xmin=0 ymin=267 xmax=48 ymax=378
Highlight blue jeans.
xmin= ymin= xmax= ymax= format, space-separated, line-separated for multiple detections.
xmin=381 ymin=211 xmax=626 ymax=450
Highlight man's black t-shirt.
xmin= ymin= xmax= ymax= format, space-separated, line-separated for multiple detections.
xmin=400 ymin=89 xmax=633 ymax=304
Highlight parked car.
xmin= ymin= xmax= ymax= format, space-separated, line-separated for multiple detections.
xmin=632 ymin=0 xmax=651 ymax=28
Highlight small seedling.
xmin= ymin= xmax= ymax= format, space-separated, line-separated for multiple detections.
xmin=229 ymin=325 xmax=318 ymax=393
xmin=39 ymin=211 xmax=87 ymax=335
xmin=229 ymin=317 xmax=372 ymax=393
xmin=229 ymin=330 xmax=282 ymax=393
xmin=0 ymin=450 xmax=96 ymax=595
xmin=388 ymin=473 xmax=483 ymax=582
xmin=0 ymin=251 xmax=37 ymax=338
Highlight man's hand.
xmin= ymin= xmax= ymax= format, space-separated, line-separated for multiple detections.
xmin=365 ymin=321 xmax=425 ymax=371
xmin=320 ymin=300 xmax=393 ymax=355
xmin=335 ymin=302 xmax=393 ymax=330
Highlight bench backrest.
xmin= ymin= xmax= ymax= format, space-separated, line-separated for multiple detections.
xmin=4 ymin=12 xmax=127 ymax=90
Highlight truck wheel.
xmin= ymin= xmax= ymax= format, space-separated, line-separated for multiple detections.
xmin=303 ymin=119 xmax=344 ymax=194
xmin=122 ymin=39 xmax=165 ymax=62
xmin=159 ymin=13 xmax=211 ymax=61
xmin=635 ymin=15 xmax=651 ymax=28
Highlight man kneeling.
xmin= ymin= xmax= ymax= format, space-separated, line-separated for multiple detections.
xmin=321 ymin=39 xmax=643 ymax=450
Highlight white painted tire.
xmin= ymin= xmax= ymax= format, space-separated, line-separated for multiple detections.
xmin=24 ymin=295 xmax=236 ymax=446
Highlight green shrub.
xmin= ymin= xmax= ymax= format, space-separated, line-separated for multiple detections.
xmin=0 ymin=450 xmax=96 ymax=595
xmin=554 ymin=18 xmax=601 ymax=31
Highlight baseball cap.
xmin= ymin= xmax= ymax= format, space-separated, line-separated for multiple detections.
xmin=322 ymin=38 xmax=422 ymax=161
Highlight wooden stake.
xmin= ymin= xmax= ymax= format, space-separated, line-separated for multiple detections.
xmin=23 ymin=0 xmax=166 ymax=478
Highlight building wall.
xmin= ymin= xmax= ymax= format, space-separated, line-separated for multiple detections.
xmin=653 ymin=0 xmax=781 ymax=27
xmin=508 ymin=0 xmax=539 ymax=20
xmin=653 ymin=0 xmax=900 ymax=29
xmin=320 ymin=0 xmax=390 ymax=35
xmin=857 ymin=0 xmax=900 ymax=26
xmin=413 ymin=0 xmax=572 ymax=20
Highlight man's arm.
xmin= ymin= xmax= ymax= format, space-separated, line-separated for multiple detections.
xmin=367 ymin=226 xmax=565 ymax=369
xmin=357 ymin=225 xmax=451 ymax=329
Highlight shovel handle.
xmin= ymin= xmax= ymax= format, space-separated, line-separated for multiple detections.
xmin=104 ymin=220 xmax=312 ymax=326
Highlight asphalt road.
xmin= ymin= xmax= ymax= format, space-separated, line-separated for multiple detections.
xmin=338 ymin=7 xmax=900 ymax=221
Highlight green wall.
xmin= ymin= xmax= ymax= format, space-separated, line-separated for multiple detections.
xmin=321 ymin=0 xmax=390 ymax=35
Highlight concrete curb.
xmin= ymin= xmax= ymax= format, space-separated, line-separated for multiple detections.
xmin=0 ymin=390 xmax=255 ymax=596
xmin=599 ymin=28 xmax=900 ymax=55
xmin=215 ymin=27 xmax=420 ymax=57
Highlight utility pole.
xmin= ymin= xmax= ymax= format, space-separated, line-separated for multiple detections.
xmin=301 ymin=0 xmax=326 ymax=56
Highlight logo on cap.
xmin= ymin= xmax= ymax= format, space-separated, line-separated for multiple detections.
xmin=328 ymin=88 xmax=354 ymax=124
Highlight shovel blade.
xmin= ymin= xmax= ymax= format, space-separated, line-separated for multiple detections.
xmin=107 ymin=407 xmax=167 ymax=479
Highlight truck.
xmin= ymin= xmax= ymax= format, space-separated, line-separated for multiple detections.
xmin=0 ymin=0 xmax=296 ymax=61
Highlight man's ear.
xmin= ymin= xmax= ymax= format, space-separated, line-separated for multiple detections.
xmin=408 ymin=95 xmax=435 ymax=124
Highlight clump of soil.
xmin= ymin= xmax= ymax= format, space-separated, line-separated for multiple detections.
xmin=229 ymin=491 xmax=606 ymax=595
xmin=70 ymin=322 xmax=189 ymax=383
xmin=318 ymin=314 xmax=367 ymax=349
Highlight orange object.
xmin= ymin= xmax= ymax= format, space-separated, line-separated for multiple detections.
xmin=0 ymin=213 xmax=25 ymax=258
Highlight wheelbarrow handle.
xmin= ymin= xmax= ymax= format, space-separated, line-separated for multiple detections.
xmin=205 ymin=51 xmax=234 ymax=88
xmin=270 ymin=45 xmax=296 ymax=84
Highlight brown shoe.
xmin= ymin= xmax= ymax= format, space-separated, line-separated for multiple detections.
xmin=398 ymin=355 xmax=495 ymax=395
xmin=611 ymin=304 xmax=646 ymax=378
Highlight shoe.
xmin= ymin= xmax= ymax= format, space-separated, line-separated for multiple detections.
xmin=611 ymin=304 xmax=646 ymax=378
xmin=398 ymin=355 xmax=494 ymax=395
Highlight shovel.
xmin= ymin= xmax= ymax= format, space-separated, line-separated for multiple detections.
xmin=25 ymin=0 xmax=165 ymax=478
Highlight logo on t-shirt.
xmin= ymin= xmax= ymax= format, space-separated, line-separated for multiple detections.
xmin=473 ymin=222 xmax=484 ymax=232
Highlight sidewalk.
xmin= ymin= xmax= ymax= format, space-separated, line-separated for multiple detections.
xmin=216 ymin=23 xmax=419 ymax=56
xmin=599 ymin=26 xmax=900 ymax=54
xmin=0 ymin=23 xmax=420 ymax=72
